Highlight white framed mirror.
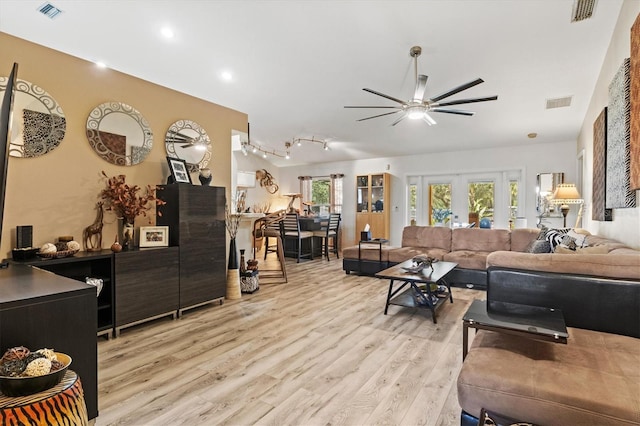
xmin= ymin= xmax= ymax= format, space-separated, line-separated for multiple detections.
xmin=86 ymin=102 xmax=153 ymax=166
xmin=165 ymin=119 xmax=211 ymax=173
xmin=0 ymin=77 xmax=66 ymax=158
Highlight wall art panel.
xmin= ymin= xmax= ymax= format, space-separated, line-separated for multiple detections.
xmin=592 ymin=108 xmax=612 ymax=221
xmin=606 ymin=58 xmax=636 ymax=209
xmin=630 ymin=13 xmax=640 ymax=189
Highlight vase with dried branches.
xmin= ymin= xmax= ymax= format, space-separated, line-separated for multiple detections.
xmin=100 ymin=171 xmax=166 ymax=250
xmin=225 ymin=202 xmax=242 ymax=299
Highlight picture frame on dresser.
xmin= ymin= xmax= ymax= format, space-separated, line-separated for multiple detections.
xmin=166 ymin=156 xmax=192 ymax=184
xmin=139 ymin=226 xmax=169 ymax=247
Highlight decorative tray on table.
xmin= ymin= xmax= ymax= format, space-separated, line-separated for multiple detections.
xmin=36 ymin=249 xmax=79 ymax=259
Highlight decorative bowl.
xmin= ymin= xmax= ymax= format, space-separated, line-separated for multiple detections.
xmin=36 ymin=249 xmax=79 ymax=259
xmin=0 ymin=352 xmax=71 ymax=396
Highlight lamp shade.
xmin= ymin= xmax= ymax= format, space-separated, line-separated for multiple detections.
xmin=551 ymin=183 xmax=583 ymax=204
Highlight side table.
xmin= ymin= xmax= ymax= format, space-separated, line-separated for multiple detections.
xmin=0 ymin=370 xmax=88 ymax=425
xmin=462 ymin=299 xmax=568 ymax=360
xmin=358 ymin=238 xmax=388 ymax=272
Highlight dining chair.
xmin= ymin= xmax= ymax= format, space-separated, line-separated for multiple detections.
xmin=313 ymin=213 xmax=341 ymax=261
xmin=252 ymin=211 xmax=287 ymax=282
xmin=280 ymin=213 xmax=314 ymax=262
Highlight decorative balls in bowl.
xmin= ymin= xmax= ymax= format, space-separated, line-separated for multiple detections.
xmin=0 ymin=346 xmax=71 ymax=396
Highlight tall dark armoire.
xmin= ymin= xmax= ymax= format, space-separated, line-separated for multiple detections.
xmin=157 ymin=184 xmax=226 ymax=313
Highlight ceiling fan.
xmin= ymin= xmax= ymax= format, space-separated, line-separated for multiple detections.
xmin=345 ymin=46 xmax=498 ymax=126
xmin=166 ymin=129 xmax=208 ymax=150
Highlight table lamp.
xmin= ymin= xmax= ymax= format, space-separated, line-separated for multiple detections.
xmin=551 ymin=183 xmax=583 ymax=227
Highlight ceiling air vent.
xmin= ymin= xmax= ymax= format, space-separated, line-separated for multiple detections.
xmin=571 ymin=0 xmax=596 ymax=22
xmin=37 ymin=2 xmax=63 ymax=19
xmin=546 ymin=96 xmax=573 ymax=109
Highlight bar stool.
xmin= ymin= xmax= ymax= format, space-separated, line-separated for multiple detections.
xmin=313 ymin=213 xmax=341 ymax=260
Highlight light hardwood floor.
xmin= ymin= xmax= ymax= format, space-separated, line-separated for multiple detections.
xmin=96 ymin=251 xmax=484 ymax=426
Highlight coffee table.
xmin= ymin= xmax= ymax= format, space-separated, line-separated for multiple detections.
xmin=462 ymin=299 xmax=568 ymax=360
xmin=376 ymin=259 xmax=457 ymax=323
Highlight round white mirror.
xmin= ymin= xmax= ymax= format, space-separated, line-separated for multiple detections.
xmin=86 ymin=102 xmax=153 ymax=166
xmin=165 ymin=119 xmax=211 ymax=173
xmin=0 ymin=77 xmax=66 ymax=158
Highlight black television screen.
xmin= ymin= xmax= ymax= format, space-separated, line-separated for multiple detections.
xmin=0 ymin=63 xmax=18 ymax=264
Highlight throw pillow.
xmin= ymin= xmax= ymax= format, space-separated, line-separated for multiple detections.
xmin=554 ymin=245 xmax=610 ymax=255
xmin=544 ymin=228 xmax=570 ymax=251
xmin=524 ymin=239 xmax=552 ymax=253
xmin=566 ymin=229 xmax=588 ymax=248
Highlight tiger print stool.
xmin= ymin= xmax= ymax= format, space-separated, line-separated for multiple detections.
xmin=0 ymin=370 xmax=88 ymax=425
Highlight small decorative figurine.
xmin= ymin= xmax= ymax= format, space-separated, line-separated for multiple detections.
xmin=198 ymin=168 xmax=212 ymax=186
xmin=83 ymin=202 xmax=104 ymax=252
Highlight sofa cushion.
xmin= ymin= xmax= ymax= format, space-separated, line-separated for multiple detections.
xmin=457 ymin=328 xmax=640 ymax=425
xmin=401 ymin=226 xmax=452 ymax=251
xmin=387 ymin=247 xmax=449 ymax=263
xmin=451 ymin=228 xmax=510 ymax=252
xmin=486 ymin=251 xmax=640 ymax=280
xmin=444 ymin=250 xmax=490 ymax=270
xmin=342 ymin=245 xmax=393 ymax=262
xmin=510 ymin=228 xmax=539 ymax=252
xmin=554 ymin=245 xmax=609 ymax=255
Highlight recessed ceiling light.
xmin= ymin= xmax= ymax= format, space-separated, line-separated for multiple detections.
xmin=95 ymin=61 xmax=107 ymax=69
xmin=527 ymin=132 xmax=538 ymax=139
xmin=221 ymin=71 xmax=233 ymax=81
xmin=161 ymin=27 xmax=175 ymax=39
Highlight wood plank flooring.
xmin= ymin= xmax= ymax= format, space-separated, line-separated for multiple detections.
xmin=95 ymin=252 xmax=484 ymax=426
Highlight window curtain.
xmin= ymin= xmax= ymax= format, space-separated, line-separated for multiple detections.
xmin=330 ymin=174 xmax=344 ymax=213
xmin=298 ymin=176 xmax=312 ymax=207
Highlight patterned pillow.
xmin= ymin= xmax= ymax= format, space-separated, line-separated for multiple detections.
xmin=525 ymin=239 xmax=552 ymax=253
xmin=544 ymin=228 xmax=571 ymax=251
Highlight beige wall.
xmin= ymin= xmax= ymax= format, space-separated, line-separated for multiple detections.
xmin=577 ymin=1 xmax=640 ymax=249
xmin=0 ymin=32 xmax=247 ymax=257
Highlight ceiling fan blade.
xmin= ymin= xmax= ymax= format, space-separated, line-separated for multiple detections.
xmin=344 ymin=106 xmax=401 ymax=109
xmin=413 ymin=74 xmax=428 ymax=102
xmin=434 ymin=95 xmax=498 ymax=107
xmin=431 ymin=108 xmax=475 ymax=116
xmin=356 ymin=110 xmax=401 ymax=122
xmin=430 ymin=78 xmax=484 ymax=102
xmin=390 ymin=113 xmax=408 ymax=126
xmin=423 ymin=113 xmax=437 ymax=125
xmin=363 ymin=88 xmax=406 ymax=105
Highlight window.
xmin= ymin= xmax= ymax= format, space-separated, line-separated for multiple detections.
xmin=429 ymin=183 xmax=451 ymax=225
xmin=408 ymin=184 xmax=417 ymax=224
xmin=509 ymin=180 xmax=518 ymax=221
xmin=311 ymin=178 xmax=330 ymax=216
xmin=468 ymin=181 xmax=494 ymax=223
xmin=299 ymin=174 xmax=343 ymax=216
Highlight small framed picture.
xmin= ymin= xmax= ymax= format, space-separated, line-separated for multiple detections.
xmin=139 ymin=226 xmax=169 ymax=247
xmin=166 ymin=157 xmax=192 ymax=184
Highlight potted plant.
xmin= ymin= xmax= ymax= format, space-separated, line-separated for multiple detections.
xmin=99 ymin=171 xmax=165 ymax=250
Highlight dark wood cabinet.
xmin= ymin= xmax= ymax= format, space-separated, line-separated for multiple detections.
xmin=157 ymin=184 xmax=226 ymax=313
xmin=0 ymin=265 xmax=98 ymax=420
xmin=18 ymin=250 xmax=114 ymax=337
xmin=114 ymin=247 xmax=179 ymax=336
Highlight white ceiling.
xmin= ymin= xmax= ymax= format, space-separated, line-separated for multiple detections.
xmin=0 ymin=0 xmax=624 ymax=167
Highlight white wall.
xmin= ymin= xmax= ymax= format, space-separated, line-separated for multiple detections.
xmin=232 ymin=151 xmax=289 ymax=212
xmin=577 ymin=0 xmax=640 ymax=249
xmin=279 ymin=140 xmax=577 ymax=247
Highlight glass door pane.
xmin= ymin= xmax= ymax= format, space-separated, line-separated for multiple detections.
xmin=356 ymin=175 xmax=369 ymax=212
xmin=468 ymin=182 xmax=494 ymax=226
xmin=429 ymin=183 xmax=452 ymax=225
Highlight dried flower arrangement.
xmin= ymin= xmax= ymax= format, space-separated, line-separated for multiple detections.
xmin=100 ymin=171 xmax=166 ymax=224
xmin=225 ymin=203 xmax=241 ymax=239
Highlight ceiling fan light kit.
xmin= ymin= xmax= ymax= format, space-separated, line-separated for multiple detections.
xmin=345 ymin=46 xmax=498 ymax=126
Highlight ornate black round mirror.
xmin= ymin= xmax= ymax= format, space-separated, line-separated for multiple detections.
xmin=86 ymin=102 xmax=153 ymax=166
xmin=165 ymin=119 xmax=211 ymax=173
xmin=0 ymin=77 xmax=66 ymax=158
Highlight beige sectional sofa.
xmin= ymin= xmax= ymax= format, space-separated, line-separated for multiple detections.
xmin=342 ymin=226 xmax=640 ymax=287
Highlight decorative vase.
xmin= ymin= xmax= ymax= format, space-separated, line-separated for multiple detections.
xmin=226 ymin=238 xmax=241 ymax=300
xmin=110 ymin=235 xmax=122 ymax=253
xmin=198 ymin=168 xmax=212 ymax=186
xmin=239 ymin=249 xmax=246 ymax=274
xmin=117 ymin=218 xmax=135 ymax=251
